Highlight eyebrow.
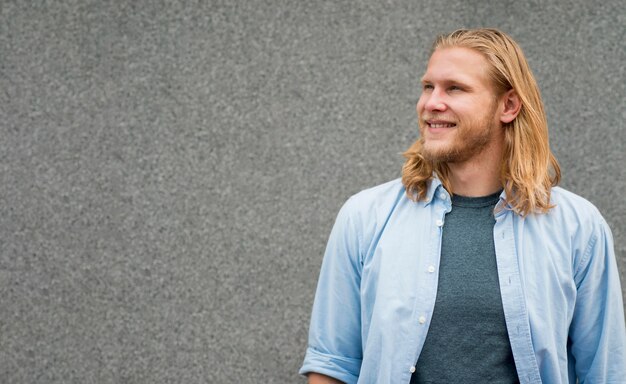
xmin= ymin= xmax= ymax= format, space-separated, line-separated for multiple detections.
xmin=421 ymin=77 xmax=471 ymax=85
xmin=421 ymin=77 xmax=474 ymax=90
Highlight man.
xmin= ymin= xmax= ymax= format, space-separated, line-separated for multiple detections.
xmin=299 ymin=29 xmax=626 ymax=383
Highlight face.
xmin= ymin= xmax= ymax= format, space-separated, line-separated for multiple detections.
xmin=417 ymin=47 xmax=503 ymax=163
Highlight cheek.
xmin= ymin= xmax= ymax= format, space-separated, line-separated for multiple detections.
xmin=416 ymin=97 xmax=425 ymax=114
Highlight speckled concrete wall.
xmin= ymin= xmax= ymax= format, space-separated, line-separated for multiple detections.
xmin=1 ymin=1 xmax=624 ymax=383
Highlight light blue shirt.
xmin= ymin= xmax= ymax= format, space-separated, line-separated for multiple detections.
xmin=300 ymin=178 xmax=626 ymax=383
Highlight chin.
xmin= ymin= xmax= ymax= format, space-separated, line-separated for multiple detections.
xmin=422 ymin=146 xmax=452 ymax=162
xmin=423 ymin=142 xmax=451 ymax=155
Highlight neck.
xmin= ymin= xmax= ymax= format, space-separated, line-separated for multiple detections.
xmin=447 ymin=142 xmax=504 ymax=197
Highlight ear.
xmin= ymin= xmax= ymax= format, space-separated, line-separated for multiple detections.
xmin=499 ymin=89 xmax=521 ymax=124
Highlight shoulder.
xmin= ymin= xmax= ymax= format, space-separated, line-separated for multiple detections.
xmin=550 ymin=187 xmax=601 ymax=214
xmin=542 ymin=187 xmax=612 ymax=267
xmin=341 ymin=178 xmax=408 ymax=218
xmin=332 ymin=179 xmax=410 ymax=252
xmin=546 ymin=186 xmax=607 ymax=227
xmin=522 ymin=186 xmax=611 ymax=252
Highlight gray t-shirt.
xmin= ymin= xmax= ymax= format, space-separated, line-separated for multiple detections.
xmin=411 ymin=191 xmax=518 ymax=383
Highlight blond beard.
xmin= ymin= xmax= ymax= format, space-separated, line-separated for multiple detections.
xmin=419 ymin=105 xmax=499 ymax=164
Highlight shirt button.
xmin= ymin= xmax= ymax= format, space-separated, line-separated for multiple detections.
xmin=435 ymin=219 xmax=444 ymax=227
xmin=427 ymin=265 xmax=435 ymax=273
xmin=410 ymin=366 xmax=416 ymax=373
xmin=439 ymin=193 xmax=447 ymax=200
xmin=419 ymin=316 xmax=426 ymax=324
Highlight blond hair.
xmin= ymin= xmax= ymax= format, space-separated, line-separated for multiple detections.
xmin=402 ymin=28 xmax=560 ymax=215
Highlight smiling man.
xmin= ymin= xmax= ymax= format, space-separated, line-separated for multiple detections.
xmin=300 ymin=29 xmax=626 ymax=383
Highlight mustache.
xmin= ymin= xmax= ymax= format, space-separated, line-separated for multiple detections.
xmin=420 ymin=114 xmax=457 ymax=122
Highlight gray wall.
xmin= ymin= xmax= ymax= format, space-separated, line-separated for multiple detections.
xmin=1 ymin=1 xmax=624 ymax=383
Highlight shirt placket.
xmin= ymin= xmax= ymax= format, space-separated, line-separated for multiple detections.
xmin=493 ymin=211 xmax=542 ymax=384
xmin=405 ymin=188 xmax=451 ymax=381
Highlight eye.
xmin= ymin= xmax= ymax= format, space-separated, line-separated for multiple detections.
xmin=422 ymin=84 xmax=434 ymax=91
xmin=449 ymin=85 xmax=463 ymax=91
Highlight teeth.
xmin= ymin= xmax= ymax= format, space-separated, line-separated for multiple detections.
xmin=430 ymin=123 xmax=455 ymax=128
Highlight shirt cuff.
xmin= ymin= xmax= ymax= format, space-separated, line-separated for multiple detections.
xmin=299 ymin=347 xmax=362 ymax=384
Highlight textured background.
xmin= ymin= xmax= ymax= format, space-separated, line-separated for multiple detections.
xmin=1 ymin=1 xmax=624 ymax=383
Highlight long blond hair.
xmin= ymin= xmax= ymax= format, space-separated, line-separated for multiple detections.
xmin=402 ymin=28 xmax=560 ymax=215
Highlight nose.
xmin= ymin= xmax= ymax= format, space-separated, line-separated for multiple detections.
xmin=420 ymin=89 xmax=447 ymax=113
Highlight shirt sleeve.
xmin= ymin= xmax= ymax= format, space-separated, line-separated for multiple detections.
xmin=569 ymin=216 xmax=626 ymax=383
xmin=299 ymin=198 xmax=364 ymax=384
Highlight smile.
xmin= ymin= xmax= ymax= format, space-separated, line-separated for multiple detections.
xmin=426 ymin=120 xmax=457 ymax=128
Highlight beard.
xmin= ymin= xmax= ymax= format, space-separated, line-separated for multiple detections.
xmin=419 ymin=105 xmax=499 ymax=164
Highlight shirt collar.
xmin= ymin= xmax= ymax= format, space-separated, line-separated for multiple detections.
xmin=494 ymin=189 xmax=513 ymax=216
xmin=424 ymin=175 xmax=512 ymax=214
xmin=423 ymin=176 xmax=444 ymax=207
